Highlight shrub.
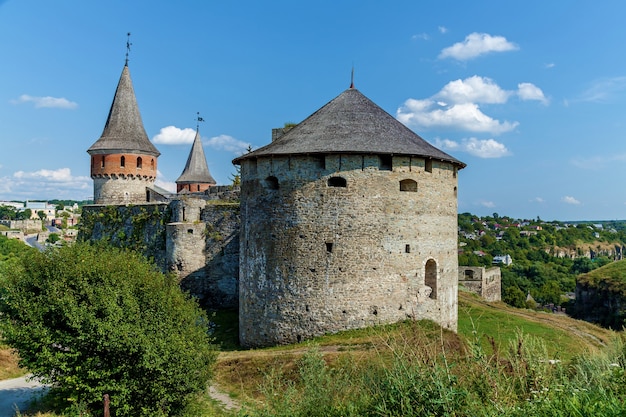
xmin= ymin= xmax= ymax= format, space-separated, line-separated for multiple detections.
xmin=0 ymin=242 xmax=217 ymax=416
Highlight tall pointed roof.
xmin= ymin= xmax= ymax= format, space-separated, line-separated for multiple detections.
xmin=233 ymin=88 xmax=465 ymax=168
xmin=176 ymin=129 xmax=216 ymax=185
xmin=88 ymin=64 xmax=160 ymax=157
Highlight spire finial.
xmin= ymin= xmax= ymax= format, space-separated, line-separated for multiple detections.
xmin=350 ymin=65 xmax=354 ymax=89
xmin=196 ymin=112 xmax=205 ymax=130
xmin=125 ymin=32 xmax=132 ymax=66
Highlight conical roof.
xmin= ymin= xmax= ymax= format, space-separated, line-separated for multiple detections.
xmin=88 ymin=65 xmax=160 ymax=157
xmin=176 ymin=129 xmax=216 ymax=185
xmin=233 ymin=88 xmax=465 ymax=168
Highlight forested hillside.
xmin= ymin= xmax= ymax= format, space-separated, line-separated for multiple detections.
xmin=458 ymin=213 xmax=626 ymax=309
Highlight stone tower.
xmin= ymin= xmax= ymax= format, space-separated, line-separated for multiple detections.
xmin=176 ymin=128 xmax=216 ymax=193
xmin=87 ymin=63 xmax=160 ymax=204
xmin=234 ymin=86 xmax=466 ymax=348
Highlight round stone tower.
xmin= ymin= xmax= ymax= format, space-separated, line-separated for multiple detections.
xmin=233 ymin=86 xmax=466 ymax=348
xmin=87 ymin=63 xmax=160 ymax=204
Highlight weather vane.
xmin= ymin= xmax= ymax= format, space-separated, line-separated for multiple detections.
xmin=196 ymin=112 xmax=205 ymax=130
xmin=125 ymin=32 xmax=132 ymax=65
xmin=350 ymin=65 xmax=354 ymax=89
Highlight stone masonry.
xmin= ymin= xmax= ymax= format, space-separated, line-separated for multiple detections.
xmin=237 ymin=154 xmax=460 ymax=347
xmin=458 ymin=266 xmax=502 ymax=302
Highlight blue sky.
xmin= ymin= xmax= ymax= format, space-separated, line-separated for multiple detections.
xmin=1 ymin=0 xmax=626 ymax=221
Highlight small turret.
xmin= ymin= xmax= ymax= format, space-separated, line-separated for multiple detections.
xmin=176 ymin=127 xmax=216 ymax=193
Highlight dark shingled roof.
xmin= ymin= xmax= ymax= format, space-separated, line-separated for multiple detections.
xmin=233 ymin=88 xmax=465 ymax=168
xmin=87 ymin=65 xmax=160 ymax=157
xmin=176 ymin=129 xmax=216 ymax=185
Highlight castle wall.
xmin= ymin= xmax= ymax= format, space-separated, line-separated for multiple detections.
xmin=165 ymin=198 xmax=240 ymax=308
xmin=239 ymin=154 xmax=459 ymax=347
xmin=458 ymin=266 xmax=502 ymax=302
xmin=80 ymin=196 xmax=240 ymax=309
xmin=92 ymin=176 xmax=155 ymax=205
xmin=79 ymin=204 xmax=170 ymax=268
xmin=0 ymin=219 xmax=42 ymax=232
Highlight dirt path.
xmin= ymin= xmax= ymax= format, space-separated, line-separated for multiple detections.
xmin=209 ymin=385 xmax=240 ymax=411
xmin=0 ymin=376 xmax=48 ymax=417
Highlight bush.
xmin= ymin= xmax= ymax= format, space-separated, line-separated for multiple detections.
xmin=0 ymin=242 xmax=217 ymax=416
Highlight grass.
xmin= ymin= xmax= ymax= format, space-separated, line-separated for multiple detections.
xmin=0 ymin=343 xmax=25 ymax=380
xmin=1 ymin=291 xmax=618 ymax=416
xmin=457 ymin=290 xmax=611 ymax=359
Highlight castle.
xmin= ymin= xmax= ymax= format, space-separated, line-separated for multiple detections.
xmin=84 ymin=59 xmax=466 ymax=348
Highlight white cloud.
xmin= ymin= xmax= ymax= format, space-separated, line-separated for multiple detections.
xmin=438 ymin=26 xmax=448 ymax=34
xmin=206 ymin=135 xmax=251 ymax=154
xmin=14 ymin=168 xmax=81 ymax=182
xmin=562 ymin=196 xmax=581 ymax=205
xmin=435 ymin=137 xmax=510 ymax=158
xmin=12 ymin=94 xmax=78 ymax=109
xmin=152 ymin=127 xmax=250 ymax=154
xmin=517 ymin=83 xmax=549 ymax=105
xmin=437 ymin=76 xmax=511 ymax=104
xmin=545 ymin=63 xmax=555 ymax=69
xmin=0 ymin=168 xmax=91 ymax=200
xmin=155 ymin=170 xmax=176 ymax=193
xmin=438 ymin=33 xmax=518 ymax=61
xmin=530 ymin=197 xmax=545 ymax=203
xmin=397 ymin=100 xmax=518 ymax=134
xmin=397 ymin=76 xmax=547 ymax=134
xmin=152 ymin=126 xmax=196 ymax=145
xmin=412 ymin=33 xmax=429 ymax=41
xmin=480 ymin=200 xmax=496 ymax=208
xmin=576 ymin=76 xmax=626 ymax=103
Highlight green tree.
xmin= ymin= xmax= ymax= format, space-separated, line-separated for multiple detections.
xmin=503 ymin=285 xmax=526 ymax=308
xmin=37 ymin=210 xmax=46 ymax=221
xmin=16 ymin=208 xmax=31 ymax=220
xmin=0 ymin=242 xmax=217 ymax=416
xmin=46 ymin=233 xmax=60 ymax=244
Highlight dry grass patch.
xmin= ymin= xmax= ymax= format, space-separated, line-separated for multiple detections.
xmin=0 ymin=345 xmax=24 ymax=380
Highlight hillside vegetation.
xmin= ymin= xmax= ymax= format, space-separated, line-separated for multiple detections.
xmin=205 ymin=291 xmax=618 ymax=416
xmin=458 ymin=213 xmax=626 ymax=309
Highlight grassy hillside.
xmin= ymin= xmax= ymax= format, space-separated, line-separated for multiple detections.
xmin=1 ymin=291 xmax=618 ymax=416
xmin=578 ymin=258 xmax=626 ymax=291
xmin=211 ymin=291 xmax=615 ymax=411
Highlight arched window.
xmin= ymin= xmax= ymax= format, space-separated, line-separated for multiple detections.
xmin=425 ymin=259 xmax=437 ymax=299
xmin=454 ymin=186 xmax=458 ymax=197
xmin=151 ymin=159 xmax=155 ymax=170
xmin=101 ymin=157 xmax=105 ymax=168
xmin=399 ymin=179 xmax=417 ymax=192
xmin=137 ymin=157 xmax=143 ymax=169
xmin=327 ymin=176 xmax=347 ymax=187
xmin=120 ymin=156 xmax=126 ymax=168
xmin=264 ymin=176 xmax=279 ymax=190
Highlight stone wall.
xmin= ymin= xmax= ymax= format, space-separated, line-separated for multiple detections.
xmin=0 ymin=230 xmax=24 ymax=240
xmin=79 ymin=203 xmax=170 ymax=269
xmin=92 ymin=176 xmax=156 ymax=205
xmin=80 ymin=197 xmax=240 ymax=309
xmin=238 ymin=154 xmax=459 ymax=347
xmin=0 ymin=219 xmax=42 ymax=232
xmin=458 ymin=266 xmax=501 ymax=302
xmin=166 ymin=198 xmax=240 ymax=308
